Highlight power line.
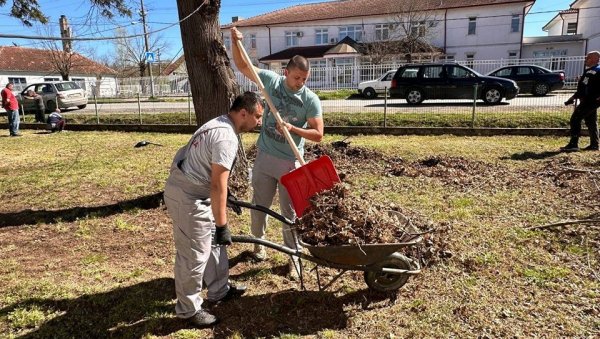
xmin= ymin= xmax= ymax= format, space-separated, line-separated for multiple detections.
xmin=0 ymin=1 xmax=206 ymax=41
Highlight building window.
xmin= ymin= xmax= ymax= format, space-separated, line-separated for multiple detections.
xmin=339 ymin=26 xmax=362 ymax=42
xmin=315 ymin=29 xmax=328 ymax=45
xmin=410 ymin=21 xmax=426 ymax=37
xmin=468 ymin=17 xmax=477 ymax=35
xmin=375 ymin=24 xmax=390 ymax=41
xmin=511 ymin=15 xmax=520 ymax=33
xmin=223 ymin=36 xmax=231 ymax=50
xmin=465 ymin=53 xmax=475 ymax=67
xmin=285 ymin=31 xmax=300 ymax=47
xmin=8 ymin=77 xmax=26 ymax=91
xmin=250 ymin=34 xmax=256 ymax=49
xmin=309 ymin=59 xmax=326 ymax=83
xmin=567 ymin=22 xmax=577 ymax=35
xmin=44 ymin=77 xmax=61 ymax=82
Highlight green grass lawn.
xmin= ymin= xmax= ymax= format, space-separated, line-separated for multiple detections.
xmin=0 ymin=131 xmax=598 ymax=338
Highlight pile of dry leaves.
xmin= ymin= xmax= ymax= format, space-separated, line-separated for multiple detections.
xmin=297 ymin=183 xmax=423 ymax=246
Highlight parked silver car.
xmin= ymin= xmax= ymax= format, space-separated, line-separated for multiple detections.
xmin=18 ymin=81 xmax=88 ymax=112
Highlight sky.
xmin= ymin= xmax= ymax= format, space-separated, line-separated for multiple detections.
xmin=0 ymin=0 xmax=574 ymax=64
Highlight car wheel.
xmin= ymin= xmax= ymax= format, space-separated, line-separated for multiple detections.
xmin=46 ymin=100 xmax=57 ymax=112
xmin=77 ymin=104 xmax=87 ymax=109
xmin=405 ymin=88 xmax=424 ymax=105
xmin=532 ymin=82 xmax=549 ymax=96
xmin=483 ymin=87 xmax=502 ymax=105
xmin=363 ymin=87 xmax=377 ymax=99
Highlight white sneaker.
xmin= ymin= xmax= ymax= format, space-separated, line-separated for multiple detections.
xmin=252 ymin=244 xmax=267 ymax=261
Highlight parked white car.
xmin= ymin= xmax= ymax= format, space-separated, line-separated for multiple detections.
xmin=357 ymin=70 xmax=396 ymax=99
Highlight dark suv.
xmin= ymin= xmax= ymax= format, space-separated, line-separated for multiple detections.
xmin=390 ymin=63 xmax=519 ymax=105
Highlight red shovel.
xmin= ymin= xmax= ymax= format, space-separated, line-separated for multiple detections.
xmin=236 ymin=40 xmax=340 ymax=217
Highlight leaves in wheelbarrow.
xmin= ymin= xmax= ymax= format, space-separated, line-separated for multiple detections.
xmin=297 ymin=183 xmax=417 ymax=246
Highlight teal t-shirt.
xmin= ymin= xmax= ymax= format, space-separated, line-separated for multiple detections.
xmin=257 ymin=69 xmax=322 ymax=161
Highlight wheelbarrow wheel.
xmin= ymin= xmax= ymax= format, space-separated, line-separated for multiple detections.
xmin=364 ymin=253 xmax=411 ymax=292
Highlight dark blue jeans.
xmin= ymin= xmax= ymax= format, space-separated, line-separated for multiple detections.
xmin=6 ymin=109 xmax=19 ymax=135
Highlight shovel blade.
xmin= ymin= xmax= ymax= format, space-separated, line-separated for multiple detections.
xmin=280 ymin=156 xmax=340 ymax=217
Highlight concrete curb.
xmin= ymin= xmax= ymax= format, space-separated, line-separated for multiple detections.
xmin=1 ymin=123 xmax=576 ymax=137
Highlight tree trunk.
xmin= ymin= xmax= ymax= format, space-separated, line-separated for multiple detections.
xmin=176 ymin=0 xmax=238 ymax=126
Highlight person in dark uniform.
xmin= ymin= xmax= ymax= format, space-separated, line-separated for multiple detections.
xmin=561 ymin=51 xmax=600 ymax=151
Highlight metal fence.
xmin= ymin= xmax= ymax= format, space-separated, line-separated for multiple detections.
xmin=105 ymin=56 xmax=585 ymax=98
xmin=32 ymin=56 xmax=582 ymax=128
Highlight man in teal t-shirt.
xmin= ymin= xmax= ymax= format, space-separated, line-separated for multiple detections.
xmin=231 ymin=27 xmax=324 ymax=279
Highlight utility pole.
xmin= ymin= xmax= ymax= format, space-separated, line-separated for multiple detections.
xmin=59 ymin=15 xmax=72 ymax=53
xmin=140 ymin=0 xmax=155 ymax=97
xmin=157 ymin=48 xmax=161 ymax=76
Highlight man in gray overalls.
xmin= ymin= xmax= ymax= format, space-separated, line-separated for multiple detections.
xmin=164 ymin=92 xmax=263 ymax=328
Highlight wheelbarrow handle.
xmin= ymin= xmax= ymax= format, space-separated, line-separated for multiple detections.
xmin=229 ymin=199 xmax=295 ymax=225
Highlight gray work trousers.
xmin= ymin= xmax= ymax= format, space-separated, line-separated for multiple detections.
xmin=250 ymin=150 xmax=301 ymax=251
xmin=164 ymin=167 xmax=229 ymax=319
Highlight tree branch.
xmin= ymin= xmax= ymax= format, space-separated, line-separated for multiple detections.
xmin=527 ymin=219 xmax=600 ymax=230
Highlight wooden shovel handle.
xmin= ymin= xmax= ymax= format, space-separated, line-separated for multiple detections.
xmin=235 ymin=39 xmax=306 ymax=166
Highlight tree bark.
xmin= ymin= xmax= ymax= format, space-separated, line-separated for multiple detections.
xmin=176 ymin=0 xmax=238 ymax=126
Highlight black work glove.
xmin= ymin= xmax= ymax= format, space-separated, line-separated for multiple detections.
xmin=565 ymin=98 xmax=575 ymax=106
xmin=227 ymin=191 xmax=242 ymax=215
xmin=215 ymin=225 xmax=232 ymax=246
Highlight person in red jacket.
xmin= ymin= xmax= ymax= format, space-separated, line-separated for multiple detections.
xmin=1 ymin=83 xmax=21 ymax=136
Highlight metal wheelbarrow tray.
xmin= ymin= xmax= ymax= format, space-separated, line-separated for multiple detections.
xmin=230 ymin=200 xmax=423 ymax=292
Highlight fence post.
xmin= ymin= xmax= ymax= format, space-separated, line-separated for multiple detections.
xmin=383 ymin=86 xmax=388 ymax=128
xmin=19 ymin=103 xmax=25 ymax=123
xmin=188 ymin=91 xmax=192 ymax=125
xmin=137 ymin=92 xmax=142 ymax=124
xmin=94 ymin=94 xmax=99 ymax=124
xmin=471 ymin=84 xmax=478 ymax=128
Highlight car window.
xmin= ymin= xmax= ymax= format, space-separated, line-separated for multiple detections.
xmin=55 ymin=82 xmax=81 ymax=91
xmin=41 ymin=84 xmax=54 ymax=93
xmin=447 ymin=65 xmax=473 ymax=78
xmin=382 ymin=72 xmax=394 ymax=81
xmin=493 ymin=68 xmax=512 ymax=77
xmin=399 ymin=67 xmax=419 ymax=78
xmin=516 ymin=67 xmax=532 ymax=75
xmin=22 ymin=85 xmax=35 ymax=94
xmin=423 ymin=66 xmax=443 ymax=79
xmin=34 ymin=85 xmax=45 ymax=94
xmin=532 ymin=66 xmax=548 ymax=74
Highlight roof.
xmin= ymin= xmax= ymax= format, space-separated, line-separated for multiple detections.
xmin=223 ymin=0 xmax=534 ymax=27
xmin=161 ymin=55 xmax=186 ymax=76
xmin=523 ymin=34 xmax=584 ymax=44
xmin=542 ymin=8 xmax=579 ymax=31
xmin=0 ymin=46 xmax=116 ymax=75
xmin=259 ymin=37 xmax=442 ymax=63
xmin=259 ymin=45 xmax=333 ymax=62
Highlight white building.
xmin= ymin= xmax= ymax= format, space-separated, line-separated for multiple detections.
xmin=0 ymin=46 xmax=118 ymax=96
xmin=220 ymin=0 xmax=535 ymax=70
xmin=523 ymin=0 xmax=600 ymax=58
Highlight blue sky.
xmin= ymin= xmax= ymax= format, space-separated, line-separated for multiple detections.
xmin=0 ymin=0 xmax=573 ymax=64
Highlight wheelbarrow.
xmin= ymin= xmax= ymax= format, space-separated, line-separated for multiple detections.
xmin=230 ymin=200 xmax=423 ymax=292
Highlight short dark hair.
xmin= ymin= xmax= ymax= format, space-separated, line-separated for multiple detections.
xmin=230 ymin=91 xmax=262 ymax=114
xmin=286 ymin=55 xmax=310 ymax=72
xmin=5 ymin=83 xmax=13 ymax=88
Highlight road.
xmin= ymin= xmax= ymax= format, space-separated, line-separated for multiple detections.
xmin=75 ymin=93 xmax=572 ymax=115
